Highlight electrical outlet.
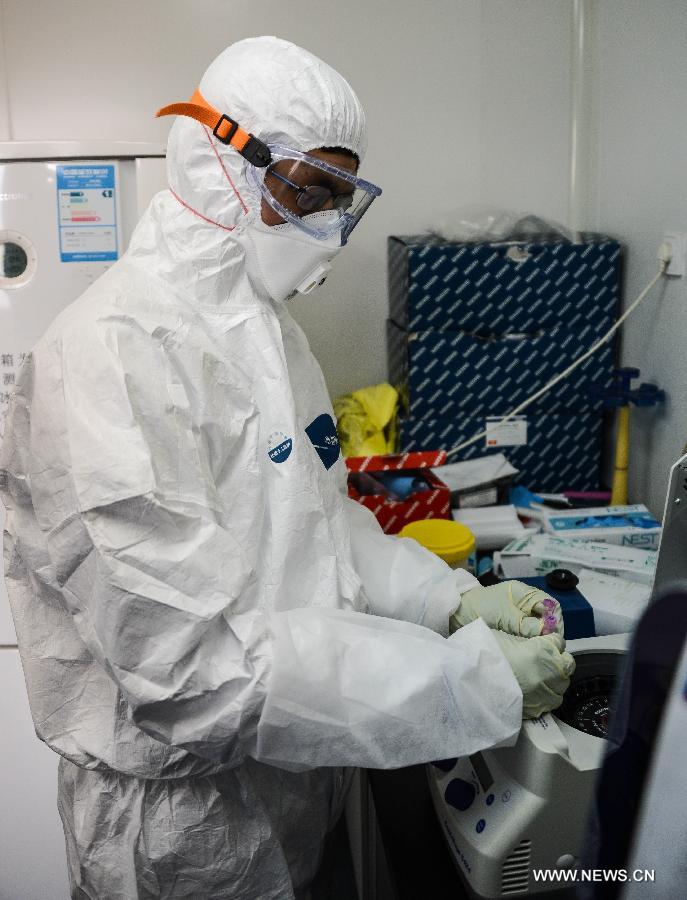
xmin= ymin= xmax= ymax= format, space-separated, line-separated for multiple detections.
xmin=663 ymin=232 xmax=687 ymax=276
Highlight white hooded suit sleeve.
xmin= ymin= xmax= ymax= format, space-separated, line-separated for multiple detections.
xmin=343 ymin=497 xmax=478 ymax=636
xmin=27 ymin=318 xmax=521 ymax=771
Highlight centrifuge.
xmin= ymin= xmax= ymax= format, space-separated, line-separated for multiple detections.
xmin=428 ymin=632 xmax=628 ymax=899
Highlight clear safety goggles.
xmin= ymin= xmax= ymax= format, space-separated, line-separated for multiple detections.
xmin=156 ymin=91 xmax=381 ymax=244
xmin=245 ymin=145 xmax=382 ymax=244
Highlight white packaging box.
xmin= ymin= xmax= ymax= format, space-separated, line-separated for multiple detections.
xmin=452 ymin=505 xmax=538 ymax=551
xmin=575 ymin=568 xmax=652 ymax=635
xmin=542 ymin=504 xmax=661 ymax=550
xmin=494 ymin=534 xmax=657 ymax=585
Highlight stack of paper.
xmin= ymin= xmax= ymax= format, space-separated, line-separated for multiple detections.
xmin=452 ymin=505 xmax=536 ymax=551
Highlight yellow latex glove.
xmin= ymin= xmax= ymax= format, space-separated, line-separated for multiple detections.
xmin=491 ymin=631 xmax=576 ymax=719
xmin=451 ymin=581 xmax=565 ymax=638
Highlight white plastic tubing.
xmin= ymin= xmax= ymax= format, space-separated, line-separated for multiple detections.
xmin=569 ymin=0 xmax=593 ymax=242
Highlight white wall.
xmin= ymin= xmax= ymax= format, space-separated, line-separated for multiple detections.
xmin=0 ymin=0 xmax=572 ymax=399
xmin=479 ymin=1 xmax=573 ymax=226
xmin=593 ymin=0 xmax=687 ymax=514
xmin=6 ymin=0 xmax=680 ymax=510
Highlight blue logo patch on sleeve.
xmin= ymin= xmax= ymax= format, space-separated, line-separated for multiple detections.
xmin=305 ymin=413 xmax=340 ymax=470
xmin=267 ymin=431 xmax=293 ymax=464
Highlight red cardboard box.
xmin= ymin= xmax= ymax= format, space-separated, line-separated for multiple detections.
xmin=345 ymin=450 xmax=450 ymax=534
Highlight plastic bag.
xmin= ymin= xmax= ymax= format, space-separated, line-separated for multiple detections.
xmin=427 ymin=207 xmax=573 ymax=244
xmin=333 ymin=383 xmax=398 ymax=457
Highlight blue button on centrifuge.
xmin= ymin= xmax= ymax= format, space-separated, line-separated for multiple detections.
xmin=486 ymin=794 xmax=495 ymax=806
xmin=444 ymin=778 xmax=476 ymax=812
xmin=476 ymin=819 xmax=486 ymax=834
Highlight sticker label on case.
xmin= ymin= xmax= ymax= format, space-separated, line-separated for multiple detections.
xmin=485 ymin=416 xmax=528 ymax=448
xmin=56 ymin=165 xmax=118 ymax=262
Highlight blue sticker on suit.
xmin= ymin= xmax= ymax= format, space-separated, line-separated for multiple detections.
xmin=268 ymin=431 xmax=293 ymax=464
xmin=305 ymin=414 xmax=340 ymax=470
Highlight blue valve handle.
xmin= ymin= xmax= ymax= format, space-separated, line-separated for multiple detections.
xmin=591 ymin=367 xmax=665 ymax=409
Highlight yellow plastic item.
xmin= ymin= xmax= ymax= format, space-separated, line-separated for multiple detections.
xmin=610 ymin=405 xmax=630 ymax=505
xmin=333 ymin=382 xmax=399 ymax=457
xmin=399 ymin=519 xmax=476 ymax=570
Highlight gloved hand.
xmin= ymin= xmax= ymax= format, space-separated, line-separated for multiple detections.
xmin=491 ymin=630 xmax=576 ymax=719
xmin=450 ymin=581 xmax=564 ymax=638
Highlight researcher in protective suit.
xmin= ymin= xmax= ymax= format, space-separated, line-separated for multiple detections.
xmin=0 ymin=36 xmax=574 ymax=899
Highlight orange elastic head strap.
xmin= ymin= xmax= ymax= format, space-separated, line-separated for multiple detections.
xmin=156 ymin=89 xmax=272 ymax=168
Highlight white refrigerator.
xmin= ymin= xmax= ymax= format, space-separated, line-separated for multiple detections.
xmin=0 ymin=142 xmax=166 ymax=900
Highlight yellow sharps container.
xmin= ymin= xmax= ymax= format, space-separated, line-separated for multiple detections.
xmin=399 ymin=519 xmax=476 ymax=572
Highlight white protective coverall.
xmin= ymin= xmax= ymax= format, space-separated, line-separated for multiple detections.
xmin=0 ymin=36 xmax=522 ymax=899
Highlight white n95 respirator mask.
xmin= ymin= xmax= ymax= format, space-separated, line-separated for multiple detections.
xmin=240 ymin=210 xmax=344 ymax=303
